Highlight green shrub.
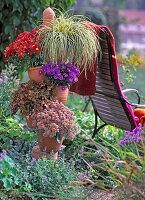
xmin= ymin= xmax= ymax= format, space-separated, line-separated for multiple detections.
xmin=0 ymin=150 xmax=19 ymax=190
xmin=0 ymin=73 xmax=13 ymax=118
xmin=0 ymin=117 xmax=22 ymax=151
xmin=17 ymin=155 xmax=87 ymax=199
xmin=0 ymin=116 xmax=36 ymax=151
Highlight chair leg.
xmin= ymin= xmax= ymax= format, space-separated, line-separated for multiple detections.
xmin=92 ymin=108 xmax=107 ymax=138
xmin=92 ymin=108 xmax=98 ymax=138
xmin=92 ymin=123 xmax=107 ymax=138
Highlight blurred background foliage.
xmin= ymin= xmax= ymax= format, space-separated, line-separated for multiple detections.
xmin=0 ymin=0 xmax=76 ymax=72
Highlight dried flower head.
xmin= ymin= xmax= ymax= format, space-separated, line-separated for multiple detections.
xmin=32 ymin=100 xmax=78 ymax=139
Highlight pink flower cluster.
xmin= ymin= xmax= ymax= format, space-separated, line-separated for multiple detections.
xmin=32 ymin=101 xmax=78 ymax=139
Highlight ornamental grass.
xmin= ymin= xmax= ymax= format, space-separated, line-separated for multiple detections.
xmin=38 ymin=13 xmax=101 ymax=73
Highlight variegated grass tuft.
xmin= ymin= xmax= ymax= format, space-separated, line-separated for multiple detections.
xmin=38 ymin=12 xmax=101 ymax=72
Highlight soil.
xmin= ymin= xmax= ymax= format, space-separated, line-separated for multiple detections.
xmin=0 ymin=189 xmax=120 ymax=200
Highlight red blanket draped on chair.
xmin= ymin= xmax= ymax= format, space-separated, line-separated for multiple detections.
xmin=69 ymin=23 xmax=115 ymax=96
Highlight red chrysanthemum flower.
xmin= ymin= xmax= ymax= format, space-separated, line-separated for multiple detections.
xmin=17 ymin=48 xmax=25 ymax=58
xmin=4 ymin=28 xmax=41 ymax=67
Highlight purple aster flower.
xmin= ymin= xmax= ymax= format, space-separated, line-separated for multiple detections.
xmin=58 ymin=75 xmax=63 ymax=80
xmin=68 ymin=77 xmax=73 ymax=83
xmin=50 ymin=68 xmax=56 ymax=75
xmin=66 ymin=62 xmax=71 ymax=66
xmin=129 ymin=132 xmax=134 ymax=135
xmin=61 ymin=86 xmax=67 ymax=91
xmin=137 ymin=137 xmax=141 ymax=141
xmin=54 ymin=74 xmax=58 ymax=79
xmin=63 ymin=73 xmax=68 ymax=77
xmin=45 ymin=65 xmax=51 ymax=70
xmin=70 ymin=65 xmax=76 ymax=70
xmin=90 ymin=161 xmax=95 ymax=165
xmin=124 ymin=131 xmax=131 ymax=134
xmin=67 ymin=68 xmax=71 ymax=72
xmin=120 ymin=126 xmax=145 ymax=145
xmin=133 ymin=138 xmax=138 ymax=142
xmin=70 ymin=66 xmax=80 ymax=74
xmin=69 ymin=72 xmax=76 ymax=77
xmin=44 ymin=176 xmax=47 ymax=180
xmin=39 ymin=70 xmax=43 ymax=76
xmin=75 ymin=68 xmax=80 ymax=74
xmin=74 ymin=76 xmax=78 ymax=82
xmin=46 ymin=69 xmax=51 ymax=75
xmin=56 ymin=63 xmax=61 ymax=69
xmin=42 ymin=66 xmax=47 ymax=73
xmin=0 ymin=167 xmax=3 ymax=172
xmin=57 ymin=73 xmax=61 ymax=76
xmin=32 ymin=158 xmax=36 ymax=163
xmin=61 ymin=65 xmax=66 ymax=69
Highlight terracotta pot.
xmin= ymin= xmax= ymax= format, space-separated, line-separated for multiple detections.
xmin=32 ymin=146 xmax=58 ymax=160
xmin=52 ymin=86 xmax=68 ymax=105
xmin=27 ymin=66 xmax=45 ymax=82
xmin=37 ymin=132 xmax=64 ymax=153
xmin=26 ymin=115 xmax=35 ymax=129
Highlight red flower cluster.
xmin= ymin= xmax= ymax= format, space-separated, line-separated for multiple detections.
xmin=4 ymin=28 xmax=41 ymax=62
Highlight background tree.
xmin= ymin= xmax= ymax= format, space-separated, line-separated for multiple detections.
xmin=0 ymin=0 xmax=76 ymax=72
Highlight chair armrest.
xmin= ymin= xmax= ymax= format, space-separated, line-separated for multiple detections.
xmin=130 ymin=103 xmax=145 ymax=109
xmin=122 ymin=89 xmax=140 ymax=104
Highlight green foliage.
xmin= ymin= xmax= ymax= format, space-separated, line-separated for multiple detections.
xmin=0 ymin=73 xmax=13 ymax=118
xmin=0 ymin=116 xmax=36 ymax=151
xmin=74 ymin=109 xmax=95 ymax=134
xmin=1 ymin=64 xmax=20 ymax=86
xmin=0 ymin=152 xmax=19 ymax=190
xmin=79 ymin=128 xmax=145 ymax=199
xmin=17 ymin=156 xmax=86 ymax=199
xmin=117 ymin=53 xmax=138 ymax=83
xmin=0 ymin=0 xmax=76 ymax=71
xmin=66 ymin=94 xmax=93 ymax=113
xmin=118 ymin=52 xmax=145 ymax=104
xmin=0 ymin=117 xmax=23 ymax=150
xmin=7 ymin=138 xmax=37 ymax=165
xmin=51 ymin=0 xmax=76 ymax=11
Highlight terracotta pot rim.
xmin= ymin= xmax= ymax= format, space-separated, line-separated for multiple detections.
xmin=28 ymin=66 xmax=43 ymax=71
